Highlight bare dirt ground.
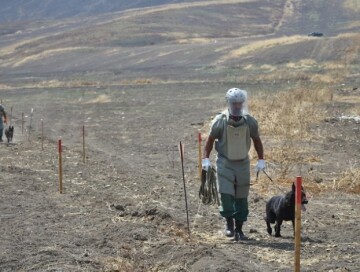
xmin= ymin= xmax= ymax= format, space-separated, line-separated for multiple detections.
xmin=0 ymin=1 xmax=359 ymax=271
xmin=0 ymin=83 xmax=359 ymax=271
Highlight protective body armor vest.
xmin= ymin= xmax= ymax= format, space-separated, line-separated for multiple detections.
xmin=214 ymin=111 xmax=251 ymax=161
xmin=226 ymin=121 xmax=250 ymax=160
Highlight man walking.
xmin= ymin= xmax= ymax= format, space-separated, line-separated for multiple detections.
xmin=202 ymin=88 xmax=266 ymax=240
xmin=0 ymin=104 xmax=7 ymax=142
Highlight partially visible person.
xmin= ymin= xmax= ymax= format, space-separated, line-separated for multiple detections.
xmin=0 ymin=104 xmax=7 ymax=142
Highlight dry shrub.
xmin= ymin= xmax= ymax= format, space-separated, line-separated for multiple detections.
xmin=250 ymin=70 xmax=310 ymax=83
xmin=248 ymin=84 xmax=360 ymax=195
xmin=332 ymin=161 xmax=360 ymax=194
xmin=249 ymin=86 xmax=332 ymax=179
xmin=37 ymin=79 xmax=63 ymax=88
xmin=84 ymin=94 xmax=111 ymax=104
xmin=176 ymin=37 xmax=213 ymax=44
xmin=164 ymin=224 xmax=190 ymax=240
xmin=117 ymin=78 xmax=159 ymax=85
xmin=259 ymin=64 xmax=276 ymax=71
xmin=286 ymin=59 xmax=317 ymax=69
xmin=250 ymin=87 xmax=332 ymax=139
xmin=323 ymin=62 xmax=346 ymax=70
xmin=0 ymin=83 xmax=11 ymax=89
xmin=34 ymin=79 xmax=98 ymax=88
xmin=265 ymin=144 xmax=304 ymax=179
xmin=310 ymin=74 xmax=340 ymax=84
xmin=103 ymin=257 xmax=134 ymax=272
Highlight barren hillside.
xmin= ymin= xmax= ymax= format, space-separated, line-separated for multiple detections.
xmin=0 ymin=0 xmax=188 ymax=22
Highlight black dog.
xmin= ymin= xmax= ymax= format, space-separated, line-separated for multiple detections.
xmin=265 ymin=183 xmax=308 ymax=237
xmin=5 ymin=126 xmax=14 ymax=143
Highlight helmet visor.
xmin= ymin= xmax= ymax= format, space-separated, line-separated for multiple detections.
xmin=228 ymin=101 xmax=243 ymax=116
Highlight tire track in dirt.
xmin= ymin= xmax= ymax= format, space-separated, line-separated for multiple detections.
xmin=274 ymin=0 xmax=298 ymax=33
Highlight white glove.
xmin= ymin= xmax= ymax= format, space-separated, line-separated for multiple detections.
xmin=202 ymin=158 xmax=211 ymax=171
xmin=255 ymin=159 xmax=266 ymax=172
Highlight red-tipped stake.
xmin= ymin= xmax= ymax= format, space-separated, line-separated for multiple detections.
xmin=9 ymin=107 xmax=13 ymax=126
xmin=58 ymin=139 xmax=63 ymax=194
xmin=179 ymin=141 xmax=191 ymax=238
xmin=198 ymin=131 xmax=202 ymax=182
xmin=294 ymin=176 xmax=302 ymax=272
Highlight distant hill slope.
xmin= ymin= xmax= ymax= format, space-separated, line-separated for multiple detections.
xmin=0 ymin=0 xmax=359 ymax=86
xmin=0 ymin=0 xmax=187 ymax=22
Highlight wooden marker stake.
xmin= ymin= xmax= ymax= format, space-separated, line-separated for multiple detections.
xmin=41 ymin=120 xmax=44 ymax=150
xmin=198 ymin=131 xmax=202 ymax=182
xmin=82 ymin=125 xmax=86 ymax=163
xmin=22 ymin=112 xmax=24 ymax=135
xmin=28 ymin=108 xmax=34 ymax=140
xmin=9 ymin=106 xmax=13 ymax=126
xmin=294 ymin=176 xmax=302 ymax=272
xmin=58 ymin=139 xmax=63 ymax=194
xmin=179 ymin=141 xmax=190 ymax=238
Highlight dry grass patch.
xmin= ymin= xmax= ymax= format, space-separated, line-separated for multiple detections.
xmin=248 ymin=86 xmax=333 ymax=181
xmin=343 ymin=0 xmax=360 ymax=12
xmin=259 ymin=64 xmax=276 ymax=71
xmin=250 ymin=87 xmax=332 ymax=139
xmin=0 ymin=36 xmax=45 ymax=57
xmin=84 ymin=94 xmax=111 ymax=104
xmin=243 ymin=64 xmax=254 ymax=70
xmin=11 ymin=47 xmax=92 ymax=68
xmin=110 ymin=0 xmax=257 ymax=22
xmin=176 ymin=37 xmax=215 ymax=44
xmin=247 ymin=84 xmax=360 ymax=195
xmin=246 ymin=70 xmax=310 ymax=83
xmin=342 ymin=20 xmax=360 ymax=30
xmin=35 ymin=79 xmax=98 ymax=88
xmin=332 ymin=161 xmax=360 ymax=194
xmin=335 ymin=95 xmax=360 ymax=106
xmin=117 ymin=78 xmax=160 ymax=85
xmin=310 ymin=74 xmax=341 ymax=84
xmin=0 ymin=83 xmax=11 ymax=90
xmin=322 ymin=62 xmax=346 ymax=70
xmin=103 ymin=257 xmax=134 ymax=272
xmin=334 ymin=32 xmax=360 ymax=39
xmin=17 ymin=77 xmax=161 ymax=89
xmin=286 ymin=59 xmax=317 ymax=69
xmin=217 ymin=35 xmax=311 ymax=64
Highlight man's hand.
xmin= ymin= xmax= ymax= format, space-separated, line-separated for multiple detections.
xmin=255 ymin=159 xmax=266 ymax=172
xmin=3 ymin=117 xmax=7 ymax=124
xmin=202 ymin=158 xmax=211 ymax=171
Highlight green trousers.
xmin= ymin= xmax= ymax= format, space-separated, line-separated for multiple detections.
xmin=219 ymin=193 xmax=249 ymax=222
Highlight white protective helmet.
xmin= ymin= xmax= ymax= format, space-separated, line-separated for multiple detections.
xmin=225 ymin=88 xmax=248 ymax=116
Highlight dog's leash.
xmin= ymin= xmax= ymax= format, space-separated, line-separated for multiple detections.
xmin=256 ymin=169 xmax=287 ymax=194
xmin=263 ymin=170 xmax=274 ymax=182
xmin=256 ymin=169 xmax=273 ymax=183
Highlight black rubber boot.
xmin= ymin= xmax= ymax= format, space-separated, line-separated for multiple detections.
xmin=234 ymin=221 xmax=247 ymax=241
xmin=225 ymin=217 xmax=234 ymax=237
